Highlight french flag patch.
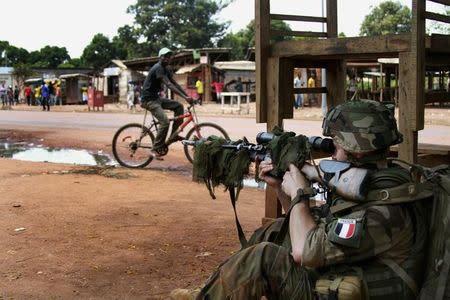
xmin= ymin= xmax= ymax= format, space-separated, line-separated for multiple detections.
xmin=335 ymin=218 xmax=356 ymax=239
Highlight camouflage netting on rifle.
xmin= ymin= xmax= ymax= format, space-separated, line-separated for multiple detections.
xmin=193 ymin=136 xmax=252 ymax=199
xmin=267 ymin=127 xmax=312 ymax=178
xmin=192 ymin=128 xmax=312 ymax=199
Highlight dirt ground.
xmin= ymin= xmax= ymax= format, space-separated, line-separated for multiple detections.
xmin=0 ymin=125 xmax=266 ymax=299
xmin=0 ymin=103 xmax=449 ymax=299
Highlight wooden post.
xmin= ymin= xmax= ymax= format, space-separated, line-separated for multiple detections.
xmin=255 ymin=0 xmax=270 ymax=123
xmin=410 ymin=0 xmax=426 ymax=130
xmin=398 ymin=52 xmax=419 ymax=163
xmin=204 ymin=64 xmax=212 ymax=103
xmin=326 ymin=60 xmax=346 ymax=108
xmin=326 ymin=0 xmax=338 ymax=38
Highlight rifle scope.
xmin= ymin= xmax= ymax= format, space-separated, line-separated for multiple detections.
xmin=256 ymin=132 xmax=335 ymax=154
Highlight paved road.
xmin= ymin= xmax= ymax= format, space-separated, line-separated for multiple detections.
xmin=0 ymin=110 xmax=449 ymax=145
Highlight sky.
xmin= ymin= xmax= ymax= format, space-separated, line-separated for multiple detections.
xmin=0 ymin=0 xmax=447 ymax=59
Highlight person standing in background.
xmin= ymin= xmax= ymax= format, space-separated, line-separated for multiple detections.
xmin=55 ymin=84 xmax=62 ymax=106
xmin=293 ymin=73 xmax=305 ymax=109
xmin=195 ymin=78 xmax=204 ymax=105
xmin=41 ymin=81 xmax=50 ymax=111
xmin=307 ymin=75 xmax=316 ymax=106
xmin=24 ymin=84 xmax=32 ymax=106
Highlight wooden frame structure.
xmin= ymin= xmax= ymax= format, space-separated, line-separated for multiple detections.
xmin=255 ymin=0 xmax=450 ymax=219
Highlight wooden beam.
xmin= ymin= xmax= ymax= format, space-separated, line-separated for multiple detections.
xmin=271 ymin=34 xmax=411 ymax=58
xmin=429 ymin=34 xmax=450 ymax=53
xmin=425 ymin=11 xmax=450 ymax=24
xmin=294 ymin=87 xmax=328 ymax=94
xmin=255 ymin=0 xmax=270 ymax=123
xmin=270 ymin=29 xmax=327 ymax=38
xmin=326 ymin=0 xmax=338 ymax=38
xmin=270 ymin=14 xmax=326 ymax=23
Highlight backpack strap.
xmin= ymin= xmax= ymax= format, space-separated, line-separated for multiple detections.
xmin=378 ymin=257 xmax=419 ymax=297
xmin=330 ymin=180 xmax=434 ymax=215
xmin=435 ymin=240 xmax=450 ymax=300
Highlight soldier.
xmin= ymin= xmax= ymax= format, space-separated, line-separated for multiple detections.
xmin=177 ymin=99 xmax=427 ymax=300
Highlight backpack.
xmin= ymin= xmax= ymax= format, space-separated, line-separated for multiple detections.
xmin=419 ymin=164 xmax=450 ymax=300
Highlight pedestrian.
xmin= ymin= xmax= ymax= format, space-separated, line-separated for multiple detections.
xmin=13 ymin=86 xmax=19 ymax=105
xmin=81 ymin=85 xmax=88 ymax=104
xmin=293 ymin=73 xmax=305 ymax=109
xmin=55 ymin=84 xmax=62 ymax=105
xmin=211 ymin=80 xmax=224 ymax=102
xmin=235 ymin=77 xmax=243 ymax=92
xmin=24 ymin=84 xmax=32 ymax=106
xmin=180 ymin=99 xmax=426 ymax=300
xmin=0 ymin=85 xmax=6 ymax=106
xmin=140 ymin=47 xmax=193 ymax=159
xmin=307 ymin=74 xmax=316 ymax=106
xmin=41 ymin=81 xmax=50 ymax=111
xmin=127 ymin=81 xmax=135 ymax=111
xmin=7 ymin=86 xmax=13 ymax=106
xmin=34 ymin=85 xmax=41 ymax=106
xmin=195 ymin=78 xmax=204 ymax=105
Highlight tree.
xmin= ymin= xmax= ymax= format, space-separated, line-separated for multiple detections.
xmin=427 ymin=8 xmax=450 ymax=34
xmin=127 ymin=0 xmax=230 ymax=56
xmin=12 ymin=63 xmax=36 ymax=91
xmin=218 ymin=19 xmax=292 ymax=60
xmin=6 ymin=46 xmax=30 ymax=66
xmin=113 ymin=25 xmax=142 ymax=59
xmin=81 ymin=34 xmax=125 ymax=71
xmin=26 ymin=46 xmax=71 ymax=68
xmin=360 ymin=1 xmax=411 ymax=36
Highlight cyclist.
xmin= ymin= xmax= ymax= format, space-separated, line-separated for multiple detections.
xmin=140 ymin=47 xmax=194 ymax=159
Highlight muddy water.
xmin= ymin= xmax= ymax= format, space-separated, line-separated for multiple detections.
xmin=0 ymin=141 xmax=115 ymax=166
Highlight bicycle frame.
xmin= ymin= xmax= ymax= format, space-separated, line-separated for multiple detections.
xmin=140 ymin=103 xmax=201 ymax=140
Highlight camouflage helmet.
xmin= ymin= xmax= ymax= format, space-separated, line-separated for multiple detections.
xmin=322 ymin=99 xmax=403 ymax=153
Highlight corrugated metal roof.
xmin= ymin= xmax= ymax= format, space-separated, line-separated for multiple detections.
xmin=214 ymin=61 xmax=255 ymax=71
xmin=59 ymin=73 xmax=90 ymax=79
xmin=0 ymin=67 xmax=13 ymax=74
xmin=175 ymin=64 xmax=202 ymax=74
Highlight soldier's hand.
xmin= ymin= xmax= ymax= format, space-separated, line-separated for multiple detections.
xmin=282 ymin=164 xmax=310 ymax=198
xmin=258 ymin=158 xmax=282 ymax=188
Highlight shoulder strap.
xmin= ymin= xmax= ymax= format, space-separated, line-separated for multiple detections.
xmin=229 ymin=188 xmax=248 ymax=249
xmin=378 ymin=257 xmax=419 ymax=297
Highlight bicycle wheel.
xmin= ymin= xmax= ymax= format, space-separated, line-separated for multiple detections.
xmin=112 ymin=123 xmax=155 ymax=168
xmin=183 ymin=122 xmax=230 ymax=164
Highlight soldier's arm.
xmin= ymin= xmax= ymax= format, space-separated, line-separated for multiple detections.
xmin=301 ymin=205 xmax=414 ymax=268
xmin=281 ymin=164 xmax=317 ymax=265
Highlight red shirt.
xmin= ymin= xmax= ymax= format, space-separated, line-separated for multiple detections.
xmin=212 ymin=82 xmax=224 ymax=93
xmin=24 ymin=86 xmax=32 ymax=96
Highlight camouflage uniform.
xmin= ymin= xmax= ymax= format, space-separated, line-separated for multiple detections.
xmin=197 ymin=100 xmax=426 ymax=300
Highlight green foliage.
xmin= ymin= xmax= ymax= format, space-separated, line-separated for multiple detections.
xmin=113 ymin=25 xmax=142 ymax=59
xmin=36 ymin=46 xmax=70 ymax=68
xmin=427 ymin=8 xmax=450 ymax=35
xmin=12 ymin=63 xmax=35 ymax=90
xmin=81 ymin=34 xmax=125 ymax=71
xmin=126 ymin=0 xmax=230 ymax=56
xmin=218 ymin=19 xmax=292 ymax=60
xmin=360 ymin=1 xmax=411 ymax=36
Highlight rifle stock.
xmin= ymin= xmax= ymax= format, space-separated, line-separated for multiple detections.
xmin=301 ymin=163 xmax=369 ymax=201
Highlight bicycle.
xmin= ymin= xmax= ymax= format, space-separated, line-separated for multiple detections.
xmin=112 ymin=100 xmax=230 ymax=168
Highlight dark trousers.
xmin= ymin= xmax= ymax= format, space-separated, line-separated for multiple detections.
xmin=141 ymin=98 xmax=184 ymax=150
xmin=41 ymin=96 xmax=50 ymax=111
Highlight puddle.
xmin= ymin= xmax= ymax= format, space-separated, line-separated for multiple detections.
xmin=0 ymin=142 xmax=116 ymax=166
